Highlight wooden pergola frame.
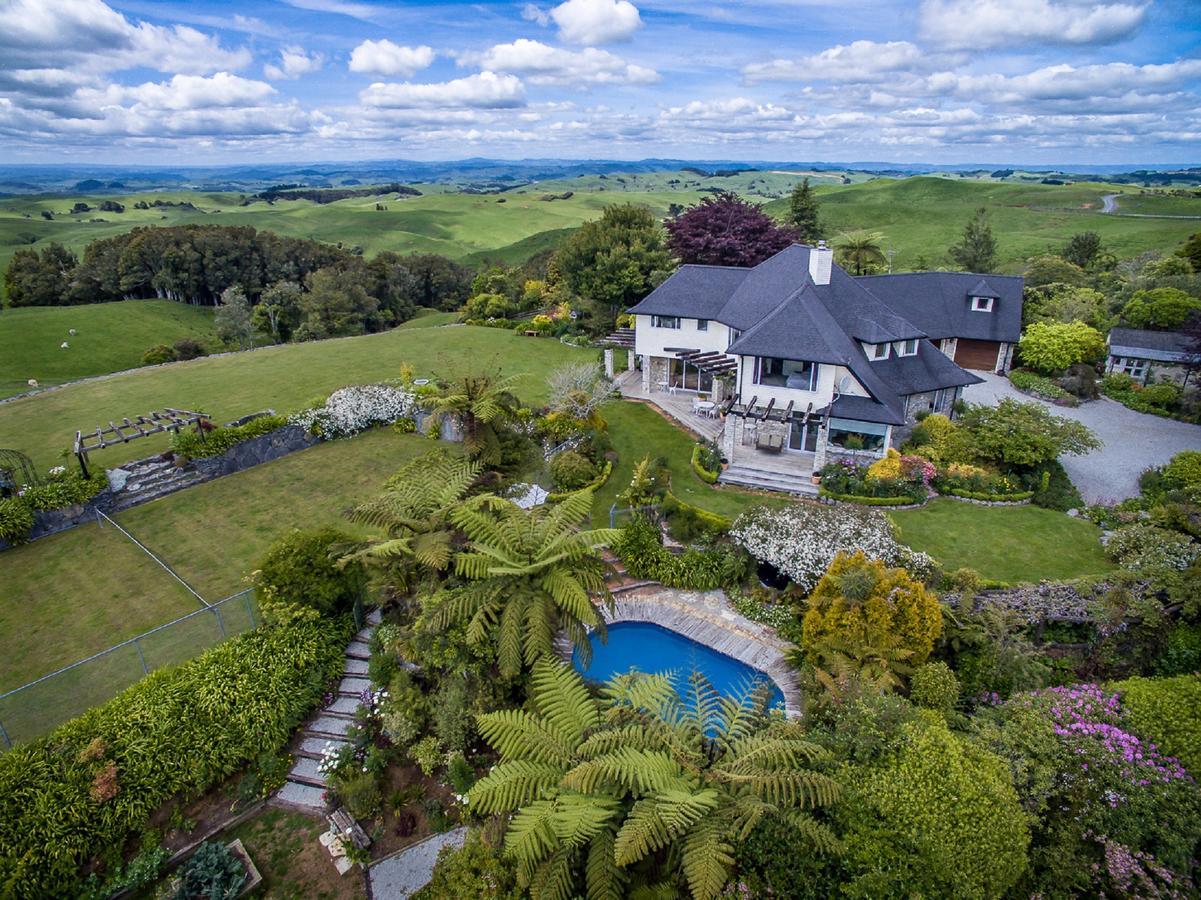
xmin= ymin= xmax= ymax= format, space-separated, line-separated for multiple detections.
xmin=74 ymin=408 xmax=210 ymax=478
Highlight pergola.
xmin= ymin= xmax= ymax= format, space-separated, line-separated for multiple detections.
xmin=670 ymin=348 xmax=738 ymax=378
xmin=73 ymin=408 xmax=211 ymax=478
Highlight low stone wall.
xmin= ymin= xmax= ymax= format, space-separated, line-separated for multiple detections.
xmin=947 ymin=578 xmax=1132 ymax=625
xmin=193 ymin=424 xmax=318 ymax=479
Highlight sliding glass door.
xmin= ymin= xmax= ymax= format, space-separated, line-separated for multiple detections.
xmin=669 ymin=359 xmax=714 ymax=393
xmin=787 ymin=420 xmax=819 ymax=453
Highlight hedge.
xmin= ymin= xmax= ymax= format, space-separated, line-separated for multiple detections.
xmin=663 ymin=490 xmax=733 ymax=532
xmin=0 ymin=471 xmax=107 ymax=543
xmin=942 ymin=488 xmax=1034 ymax=503
xmin=169 ymin=415 xmax=288 ymax=461
xmin=0 ymin=619 xmax=351 ymax=897
xmin=818 ymin=488 xmax=925 ymax=507
xmin=690 ymin=445 xmax=720 ymax=484
xmin=546 ymin=459 xmax=613 ymax=502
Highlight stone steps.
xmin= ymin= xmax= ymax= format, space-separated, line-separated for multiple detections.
xmin=345 ymin=640 xmax=371 ymax=660
xmin=275 ymin=781 xmax=327 ymax=812
xmin=718 ymin=464 xmax=818 ymax=496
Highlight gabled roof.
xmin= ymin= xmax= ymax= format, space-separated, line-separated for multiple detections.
xmin=870 ymin=341 xmax=984 ymax=395
xmin=1109 ymin=327 xmax=1194 ymax=363
xmin=857 ymin=271 xmax=1023 ymax=342
xmin=828 ymin=394 xmax=906 ymax=426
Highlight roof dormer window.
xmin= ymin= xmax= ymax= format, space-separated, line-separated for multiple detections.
xmin=971 ymin=296 xmax=994 ymax=312
xmin=864 ymin=342 xmax=890 ymax=361
xmin=896 ymin=339 xmax=918 ymax=357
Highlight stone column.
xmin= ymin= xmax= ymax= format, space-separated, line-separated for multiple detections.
xmin=627 ymin=349 xmax=636 ymax=372
xmin=813 ymin=421 xmax=830 ymax=471
xmin=721 ymin=414 xmax=738 ymax=461
xmin=603 ymin=348 xmax=614 ymax=379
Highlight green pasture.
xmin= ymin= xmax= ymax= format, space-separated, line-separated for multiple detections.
xmin=0 ymin=324 xmax=595 ymax=471
xmin=0 ymin=300 xmax=218 ymax=399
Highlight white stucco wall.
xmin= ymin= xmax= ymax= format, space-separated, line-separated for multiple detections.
xmin=633 ymin=314 xmax=731 ymax=359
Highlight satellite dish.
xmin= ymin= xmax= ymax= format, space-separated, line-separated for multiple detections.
xmin=836 ymin=375 xmax=852 ymax=396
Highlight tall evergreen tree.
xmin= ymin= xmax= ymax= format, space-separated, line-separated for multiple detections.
xmin=787 ymin=178 xmax=824 ymax=244
xmin=949 ymin=207 xmax=998 ymax=273
xmin=214 ymin=285 xmax=254 ymax=349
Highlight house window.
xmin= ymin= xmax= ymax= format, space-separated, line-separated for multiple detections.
xmin=754 ymin=357 xmax=818 ymax=390
xmin=971 ymin=296 xmax=994 ymax=312
xmin=652 ymin=315 xmax=681 ymax=329
xmin=1114 ymin=356 xmax=1147 ymax=379
xmin=896 ymin=339 xmax=918 ymax=357
xmin=728 ymin=329 xmax=742 ymax=348
xmin=865 ymin=342 xmax=890 ymax=361
xmin=696 ymin=318 xmax=709 ymax=331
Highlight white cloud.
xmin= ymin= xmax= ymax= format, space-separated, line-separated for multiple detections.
xmin=279 ymin=0 xmax=379 ymax=21
xmin=115 ymin=73 xmax=277 ymax=110
xmin=932 ymin=58 xmax=1201 ymax=105
xmin=550 ymin=0 xmax=643 ymax=45
xmin=522 ymin=3 xmax=551 ymax=26
xmin=348 ymin=39 xmax=435 ymax=77
xmin=360 ymin=71 xmax=526 ymax=108
xmin=473 ymin=39 xmax=658 ymax=85
xmin=919 ymin=0 xmax=1148 ymax=49
xmin=744 ymin=40 xmax=933 ymax=83
xmin=0 ymin=0 xmax=250 ymax=75
xmin=264 ymin=46 xmax=324 ymax=80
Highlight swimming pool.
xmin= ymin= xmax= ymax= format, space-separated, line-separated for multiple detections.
xmin=573 ymin=621 xmax=785 ymax=709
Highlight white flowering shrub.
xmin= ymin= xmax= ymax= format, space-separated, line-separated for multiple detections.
xmin=289 ymin=384 xmax=417 ymax=440
xmin=731 ymin=503 xmax=907 ymax=594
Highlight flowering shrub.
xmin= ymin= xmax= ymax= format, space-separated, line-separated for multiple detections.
xmin=932 ymin=465 xmax=1027 ymax=500
xmin=1105 ymin=523 xmax=1200 ymax=575
xmin=866 ymin=449 xmax=935 ymax=486
xmin=289 ymin=383 xmax=417 ymax=439
xmin=1113 ymin=675 xmax=1201 ymax=779
xmin=731 ymin=503 xmax=904 ymax=593
xmin=818 ymin=459 xmax=922 ymax=502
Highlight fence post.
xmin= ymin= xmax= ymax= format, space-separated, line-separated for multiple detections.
xmin=0 ymin=718 xmax=11 ymax=751
xmin=213 ymin=604 xmax=227 ymax=638
xmin=610 ymin=502 xmax=617 ymax=528
xmin=243 ymin=591 xmax=255 ymax=628
xmin=134 ymin=639 xmax=150 ymax=675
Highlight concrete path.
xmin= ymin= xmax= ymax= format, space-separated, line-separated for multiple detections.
xmin=369 ymin=827 xmax=468 ymax=898
xmin=963 ymin=373 xmax=1201 ymax=504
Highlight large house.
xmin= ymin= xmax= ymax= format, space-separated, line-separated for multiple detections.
xmin=625 ymin=243 xmax=1023 ymax=492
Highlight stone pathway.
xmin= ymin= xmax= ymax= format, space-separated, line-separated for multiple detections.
xmin=369 ymin=827 xmax=468 ymax=899
xmin=274 ymin=608 xmax=382 ymax=812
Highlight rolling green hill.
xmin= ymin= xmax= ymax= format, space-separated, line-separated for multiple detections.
xmin=0 ymin=301 xmax=217 ymax=399
xmin=768 ymin=177 xmax=1197 ymax=272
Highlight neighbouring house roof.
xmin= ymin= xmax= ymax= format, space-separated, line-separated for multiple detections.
xmin=629 ymin=244 xmax=1010 ymax=423
xmin=1108 ymin=327 xmax=1195 ymax=363
xmin=857 ymin=271 xmax=1023 ymax=342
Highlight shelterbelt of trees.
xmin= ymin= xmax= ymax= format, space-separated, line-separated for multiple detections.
xmin=2 ymin=224 xmax=477 ymax=337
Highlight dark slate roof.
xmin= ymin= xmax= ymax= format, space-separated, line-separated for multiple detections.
xmin=627 ymin=264 xmax=748 ymax=320
xmin=829 ymin=394 xmax=906 ymax=426
xmin=870 ymin=341 xmax=984 ymax=395
xmin=726 ymin=287 xmax=850 ymax=365
xmin=857 ymin=271 xmax=1023 ymax=342
xmin=1108 ymin=327 xmax=1194 ymax=362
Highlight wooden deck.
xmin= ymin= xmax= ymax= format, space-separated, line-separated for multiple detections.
xmin=563 ymin=584 xmax=803 ymax=718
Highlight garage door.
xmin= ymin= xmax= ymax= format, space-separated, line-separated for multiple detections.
xmin=954 ymin=339 xmax=999 ymax=371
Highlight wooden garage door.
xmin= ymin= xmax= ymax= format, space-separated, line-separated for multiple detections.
xmin=954 ymin=339 xmax=999 ymax=371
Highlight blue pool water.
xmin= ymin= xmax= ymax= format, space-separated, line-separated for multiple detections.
xmin=573 ymin=622 xmax=785 ymax=710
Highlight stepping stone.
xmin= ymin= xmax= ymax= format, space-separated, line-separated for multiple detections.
xmin=308 ymin=715 xmax=353 ymax=738
xmin=289 ymin=756 xmax=326 ymax=786
xmin=355 ymin=627 xmax=374 ymax=643
xmin=301 ymin=736 xmax=347 ymax=757
xmin=367 ymin=609 xmax=382 ymax=626
xmin=325 ymin=696 xmax=361 ymax=715
xmin=276 ymin=780 xmax=327 ymax=812
xmin=344 ymin=658 xmax=369 ymax=676
xmin=346 ymin=641 xmax=371 ymax=659
xmin=339 ymin=676 xmax=371 ymax=695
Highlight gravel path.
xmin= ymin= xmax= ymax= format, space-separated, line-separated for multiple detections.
xmin=963 ymin=374 xmax=1201 ymax=504
xmin=369 ymin=827 xmax=467 ymax=898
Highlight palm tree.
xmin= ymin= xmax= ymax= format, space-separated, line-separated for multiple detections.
xmin=341 ymin=451 xmax=482 ymax=594
xmin=469 ymin=660 xmax=840 ymax=900
xmin=834 ymin=230 xmax=888 ymax=276
xmin=431 ymin=488 xmax=619 ymax=678
xmin=424 ymin=370 xmax=522 ymax=466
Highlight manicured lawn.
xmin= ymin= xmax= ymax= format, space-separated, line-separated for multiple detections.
xmin=888 ymin=499 xmax=1115 ymax=584
xmin=0 ymin=323 xmax=595 ymax=471
xmin=0 ymin=428 xmax=432 ymax=694
xmin=0 ymin=300 xmax=218 ymax=398
xmin=594 ymin=400 xmax=788 ymax=526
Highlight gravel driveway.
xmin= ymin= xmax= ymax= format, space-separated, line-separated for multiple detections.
xmin=962 ymin=374 xmax=1201 ymax=504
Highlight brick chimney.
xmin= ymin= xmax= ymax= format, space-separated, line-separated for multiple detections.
xmin=808 ymin=240 xmax=833 ymax=285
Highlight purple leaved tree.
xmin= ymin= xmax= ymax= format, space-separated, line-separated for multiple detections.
xmin=665 ymin=193 xmax=798 ymax=267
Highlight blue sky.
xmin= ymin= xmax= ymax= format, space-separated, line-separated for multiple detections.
xmin=0 ymin=0 xmax=1198 ymax=164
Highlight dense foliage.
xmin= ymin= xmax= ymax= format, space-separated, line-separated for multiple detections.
xmin=254 ymin=527 xmax=366 ymax=623
xmin=0 ymin=619 xmax=349 ymax=897
xmin=1121 ymin=286 xmax=1201 ymax=329
xmin=665 ymin=192 xmax=798 ymax=267
xmin=1113 ymin=675 xmax=1201 ymax=778
xmin=0 ymin=468 xmax=108 ymax=542
xmin=1017 ymin=320 xmax=1106 ymax=373
xmin=612 ymin=516 xmax=750 ymax=590
xmin=957 ymin=398 xmax=1101 ymax=467
xmin=169 ymin=414 xmax=287 ymax=460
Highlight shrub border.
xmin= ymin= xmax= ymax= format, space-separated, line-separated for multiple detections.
xmin=690 ymin=444 xmax=720 ymax=484
xmin=818 ymin=486 xmax=927 ymax=508
xmin=546 ymin=459 xmax=613 ymax=502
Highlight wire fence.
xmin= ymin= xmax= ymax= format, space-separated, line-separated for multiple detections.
xmin=0 ymin=589 xmax=258 ymax=751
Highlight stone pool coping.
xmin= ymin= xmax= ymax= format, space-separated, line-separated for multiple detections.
xmin=565 ymin=585 xmax=803 ymax=718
